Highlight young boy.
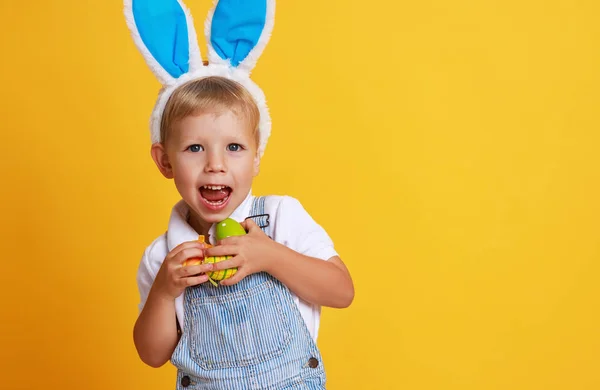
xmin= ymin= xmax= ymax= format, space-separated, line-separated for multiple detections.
xmin=134 ymin=76 xmax=354 ymax=388
xmin=125 ymin=0 xmax=354 ymax=387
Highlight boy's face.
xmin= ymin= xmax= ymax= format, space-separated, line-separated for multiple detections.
xmin=152 ymin=109 xmax=259 ymax=231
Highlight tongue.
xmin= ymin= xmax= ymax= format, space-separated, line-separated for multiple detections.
xmin=200 ymin=188 xmax=230 ymax=201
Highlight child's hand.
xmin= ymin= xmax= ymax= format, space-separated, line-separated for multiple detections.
xmin=204 ymin=219 xmax=278 ymax=286
xmin=150 ymin=241 xmax=214 ymax=300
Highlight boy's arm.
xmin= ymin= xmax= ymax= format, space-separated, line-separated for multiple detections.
xmin=133 ymin=289 xmax=179 ymax=368
xmin=133 ymin=240 xmax=211 ymax=367
xmin=266 ymin=196 xmax=354 ymax=308
xmin=209 ymin=226 xmax=354 ymax=308
xmin=208 ymin=197 xmax=354 ymax=308
xmin=265 ymin=247 xmax=354 ymax=308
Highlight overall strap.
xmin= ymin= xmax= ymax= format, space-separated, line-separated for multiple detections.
xmin=247 ymin=196 xmax=270 ymax=236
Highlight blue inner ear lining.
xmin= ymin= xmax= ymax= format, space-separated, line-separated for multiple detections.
xmin=133 ymin=0 xmax=190 ymax=78
xmin=210 ymin=0 xmax=267 ymax=67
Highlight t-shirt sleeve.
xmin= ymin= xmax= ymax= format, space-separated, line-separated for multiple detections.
xmin=136 ymin=245 xmax=160 ymax=313
xmin=274 ymin=196 xmax=338 ymax=261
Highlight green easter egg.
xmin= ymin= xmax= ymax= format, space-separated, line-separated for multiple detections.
xmin=215 ymin=218 xmax=246 ymax=240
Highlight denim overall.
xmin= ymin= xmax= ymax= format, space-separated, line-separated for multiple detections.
xmin=171 ymin=197 xmax=326 ymax=390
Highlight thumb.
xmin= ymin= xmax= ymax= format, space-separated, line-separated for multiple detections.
xmin=241 ymin=218 xmax=259 ymax=232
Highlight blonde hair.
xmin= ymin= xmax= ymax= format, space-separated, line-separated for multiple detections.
xmin=160 ymin=76 xmax=260 ymax=146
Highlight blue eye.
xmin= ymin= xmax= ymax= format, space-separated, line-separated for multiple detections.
xmin=187 ymin=144 xmax=203 ymax=152
xmin=227 ymin=144 xmax=243 ymax=152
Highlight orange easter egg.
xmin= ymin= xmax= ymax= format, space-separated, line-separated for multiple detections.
xmin=182 ymin=235 xmax=211 ymax=266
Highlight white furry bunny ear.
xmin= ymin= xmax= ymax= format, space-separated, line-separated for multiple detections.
xmin=124 ymin=0 xmax=204 ymax=85
xmin=206 ymin=0 xmax=275 ymax=74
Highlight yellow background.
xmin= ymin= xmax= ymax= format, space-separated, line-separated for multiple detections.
xmin=1 ymin=0 xmax=599 ymax=389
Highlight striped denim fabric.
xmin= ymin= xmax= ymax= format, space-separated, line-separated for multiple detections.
xmin=171 ymin=196 xmax=326 ymax=390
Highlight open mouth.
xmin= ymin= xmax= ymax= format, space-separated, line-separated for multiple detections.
xmin=199 ymin=185 xmax=232 ymax=210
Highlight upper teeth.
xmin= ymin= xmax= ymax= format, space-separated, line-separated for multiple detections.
xmin=203 ymin=185 xmax=226 ymax=190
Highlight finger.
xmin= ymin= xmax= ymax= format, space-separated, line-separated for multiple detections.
xmin=180 ymin=274 xmax=209 ymax=287
xmin=178 ymin=262 xmax=214 ymax=277
xmin=241 ymin=218 xmax=258 ymax=232
xmin=170 ymin=248 xmax=205 ymax=265
xmin=216 ymin=236 xmax=242 ymax=246
xmin=212 ymin=256 xmax=241 ymax=271
xmin=205 ymin=245 xmax=238 ymax=258
xmin=167 ymin=241 xmax=205 ymax=259
xmin=219 ymin=268 xmax=248 ymax=286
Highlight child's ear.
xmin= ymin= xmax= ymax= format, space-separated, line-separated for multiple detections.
xmin=151 ymin=143 xmax=174 ymax=179
xmin=253 ymin=154 xmax=260 ymax=177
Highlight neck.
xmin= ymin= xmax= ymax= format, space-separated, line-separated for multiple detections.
xmin=187 ymin=211 xmax=212 ymax=238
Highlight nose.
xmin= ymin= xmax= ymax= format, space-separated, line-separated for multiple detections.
xmin=204 ymin=149 xmax=226 ymax=173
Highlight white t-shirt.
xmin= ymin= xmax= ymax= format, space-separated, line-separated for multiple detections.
xmin=136 ymin=192 xmax=338 ymax=341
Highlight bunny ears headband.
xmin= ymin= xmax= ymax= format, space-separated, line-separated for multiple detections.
xmin=124 ymin=0 xmax=275 ymax=157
